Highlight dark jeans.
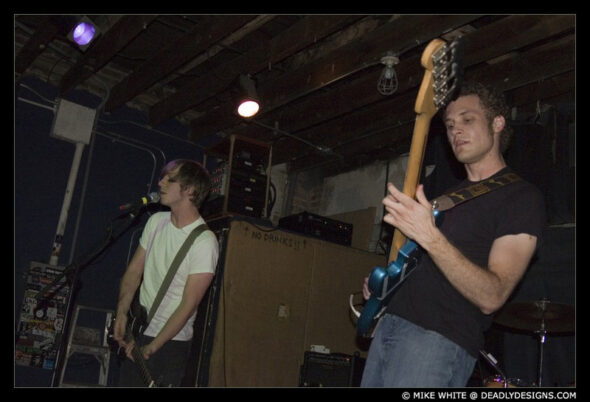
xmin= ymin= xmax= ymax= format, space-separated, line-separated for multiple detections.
xmin=117 ymin=334 xmax=191 ymax=387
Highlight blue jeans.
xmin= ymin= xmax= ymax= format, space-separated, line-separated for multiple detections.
xmin=360 ymin=314 xmax=476 ymax=387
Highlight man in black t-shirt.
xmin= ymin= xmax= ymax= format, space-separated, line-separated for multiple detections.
xmin=360 ymin=82 xmax=545 ymax=387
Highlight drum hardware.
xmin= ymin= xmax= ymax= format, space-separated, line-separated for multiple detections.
xmin=480 ymin=350 xmax=510 ymax=388
xmin=479 ymin=350 xmax=531 ymax=387
xmin=484 ymin=375 xmax=529 ymax=388
xmin=493 ymin=299 xmax=575 ymax=387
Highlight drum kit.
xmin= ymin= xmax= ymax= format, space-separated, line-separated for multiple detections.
xmin=482 ymin=298 xmax=575 ymax=388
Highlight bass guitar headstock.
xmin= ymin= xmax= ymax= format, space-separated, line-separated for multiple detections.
xmin=415 ymin=37 xmax=465 ymax=117
xmin=432 ymin=37 xmax=464 ymax=110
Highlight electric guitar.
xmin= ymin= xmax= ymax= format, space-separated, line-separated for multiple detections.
xmin=108 ymin=294 xmax=159 ymax=387
xmin=355 ymin=37 xmax=464 ymax=337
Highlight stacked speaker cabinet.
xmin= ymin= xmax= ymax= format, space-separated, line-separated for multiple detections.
xmin=183 ymin=218 xmax=384 ymax=387
xmin=202 ymin=135 xmax=272 ymax=220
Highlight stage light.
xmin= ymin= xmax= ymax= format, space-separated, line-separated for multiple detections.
xmin=72 ymin=21 xmax=95 ymax=46
xmin=236 ymin=74 xmax=260 ymax=118
xmin=67 ymin=17 xmax=99 ymax=51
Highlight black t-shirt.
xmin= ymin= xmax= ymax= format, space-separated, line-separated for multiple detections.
xmin=386 ymin=167 xmax=546 ymax=358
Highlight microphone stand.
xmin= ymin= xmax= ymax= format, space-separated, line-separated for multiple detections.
xmin=34 ymin=205 xmax=147 ymax=387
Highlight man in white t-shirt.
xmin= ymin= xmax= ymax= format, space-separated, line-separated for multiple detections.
xmin=114 ymin=159 xmax=219 ymax=387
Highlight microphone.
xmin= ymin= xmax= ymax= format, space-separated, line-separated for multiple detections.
xmin=119 ymin=192 xmax=160 ymax=211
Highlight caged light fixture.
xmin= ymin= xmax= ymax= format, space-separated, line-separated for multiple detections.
xmin=236 ymin=74 xmax=260 ymax=118
xmin=377 ymin=52 xmax=400 ymax=96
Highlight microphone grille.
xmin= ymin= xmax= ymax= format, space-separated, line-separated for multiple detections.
xmin=148 ymin=192 xmax=161 ymax=203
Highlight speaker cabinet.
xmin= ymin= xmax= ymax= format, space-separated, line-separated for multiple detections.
xmin=189 ymin=218 xmax=383 ymax=387
xmin=299 ymin=351 xmax=365 ymax=387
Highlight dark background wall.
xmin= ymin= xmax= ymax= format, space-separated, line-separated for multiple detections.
xmin=497 ymin=117 xmax=576 ymax=387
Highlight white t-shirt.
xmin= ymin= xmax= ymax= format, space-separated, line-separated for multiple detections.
xmin=138 ymin=211 xmax=219 ymax=341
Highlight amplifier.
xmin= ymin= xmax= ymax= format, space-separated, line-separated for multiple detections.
xmin=279 ymin=211 xmax=353 ymax=246
xmin=202 ymin=194 xmax=265 ymax=219
xmin=204 ymin=135 xmax=271 ymax=219
xmin=232 ymin=148 xmax=267 ymax=174
xmin=299 ymin=351 xmax=365 ymax=387
xmin=229 ymin=169 xmax=267 ymax=196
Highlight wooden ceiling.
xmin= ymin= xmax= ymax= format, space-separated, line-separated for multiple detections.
xmin=15 ymin=15 xmax=575 ymax=175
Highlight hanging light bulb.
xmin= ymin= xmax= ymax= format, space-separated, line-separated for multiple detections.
xmin=377 ymin=52 xmax=399 ymax=96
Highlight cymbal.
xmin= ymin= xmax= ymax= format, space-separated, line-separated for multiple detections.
xmin=494 ymin=300 xmax=575 ymax=333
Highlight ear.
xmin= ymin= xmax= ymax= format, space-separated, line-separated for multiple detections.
xmin=492 ymin=116 xmax=505 ymax=134
xmin=182 ymin=185 xmax=195 ymax=197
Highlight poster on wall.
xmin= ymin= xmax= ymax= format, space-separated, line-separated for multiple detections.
xmin=15 ymin=262 xmax=70 ymax=370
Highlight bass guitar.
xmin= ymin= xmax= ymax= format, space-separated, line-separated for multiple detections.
xmin=355 ymin=37 xmax=464 ymax=337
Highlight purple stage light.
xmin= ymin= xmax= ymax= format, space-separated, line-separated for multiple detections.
xmin=72 ymin=22 xmax=96 ymax=46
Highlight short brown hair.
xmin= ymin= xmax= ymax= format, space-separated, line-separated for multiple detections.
xmin=449 ymin=82 xmax=513 ymax=153
xmin=160 ymin=159 xmax=211 ymax=208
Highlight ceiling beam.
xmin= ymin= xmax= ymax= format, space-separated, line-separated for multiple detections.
xmin=219 ymin=14 xmax=575 ymax=145
xmin=190 ymin=14 xmax=482 ymax=139
xmin=15 ymin=16 xmax=61 ymax=74
xmin=464 ymin=34 xmax=574 ymax=92
xmin=280 ymin=92 xmax=417 ymax=169
xmin=284 ymin=33 xmax=574 ymax=172
xmin=59 ymin=15 xmax=157 ymax=95
xmin=464 ymin=14 xmax=574 ymax=66
xmin=509 ymin=70 xmax=575 ymax=113
xmin=104 ymin=15 xmax=258 ymax=113
xmin=149 ymin=15 xmax=363 ymax=127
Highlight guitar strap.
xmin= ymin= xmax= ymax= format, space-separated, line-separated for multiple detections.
xmin=146 ymin=222 xmax=209 ymax=326
xmin=431 ymin=172 xmax=521 ymax=212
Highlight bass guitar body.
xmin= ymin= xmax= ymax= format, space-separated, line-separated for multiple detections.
xmin=357 ymin=211 xmax=440 ymax=336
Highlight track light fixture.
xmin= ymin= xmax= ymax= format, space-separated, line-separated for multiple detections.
xmin=67 ymin=16 xmax=99 ymax=51
xmin=236 ymin=74 xmax=260 ymax=118
xmin=377 ymin=52 xmax=399 ymax=96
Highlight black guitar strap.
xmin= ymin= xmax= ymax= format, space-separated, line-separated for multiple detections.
xmin=431 ymin=172 xmax=521 ymax=212
xmin=146 ymin=223 xmax=209 ymax=325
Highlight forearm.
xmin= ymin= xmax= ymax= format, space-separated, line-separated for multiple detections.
xmin=382 ymin=182 xmax=536 ymax=315
xmin=117 ymin=247 xmax=146 ymax=317
xmin=422 ymin=230 xmax=503 ymax=314
xmin=148 ymin=303 xmax=194 ymax=351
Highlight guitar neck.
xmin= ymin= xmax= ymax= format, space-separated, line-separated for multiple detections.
xmin=125 ymin=331 xmax=156 ymax=387
xmin=389 ymin=113 xmax=434 ymax=262
xmin=388 ymin=38 xmax=459 ymax=262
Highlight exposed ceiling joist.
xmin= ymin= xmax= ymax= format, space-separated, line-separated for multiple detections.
xmin=149 ymin=15 xmax=363 ymax=128
xmin=104 ymin=15 xmax=260 ymax=112
xmin=14 ymin=14 xmax=575 ymax=176
xmin=59 ymin=15 xmax=157 ymax=94
xmin=189 ymin=14 xmax=482 ymax=138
